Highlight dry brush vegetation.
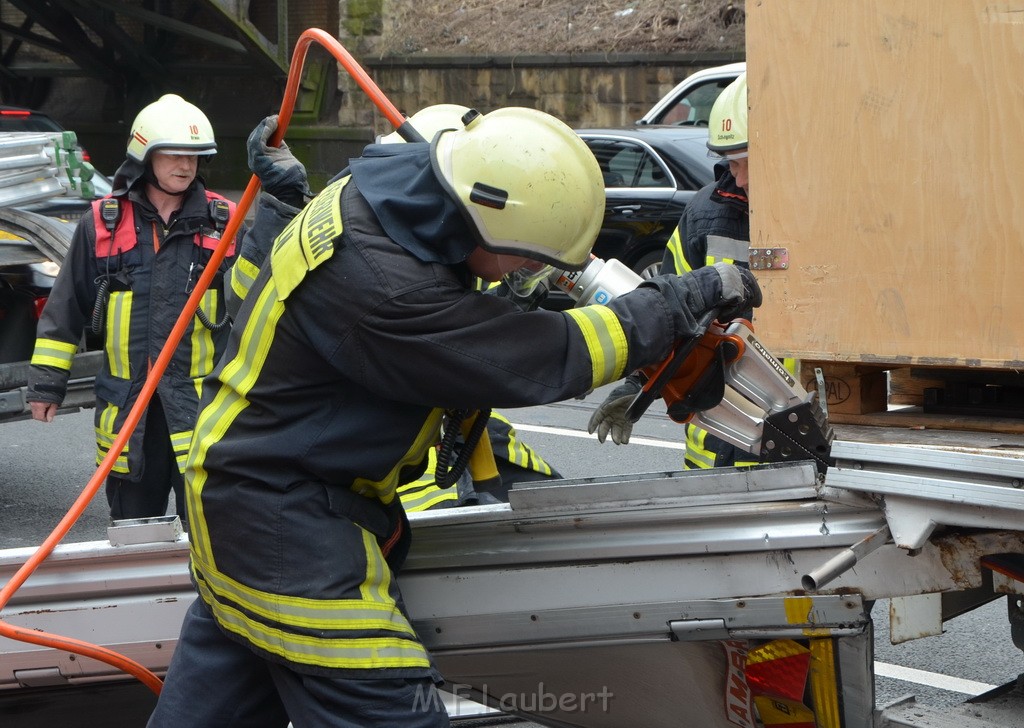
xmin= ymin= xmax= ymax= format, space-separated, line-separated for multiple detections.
xmin=377 ymin=0 xmax=745 ymax=56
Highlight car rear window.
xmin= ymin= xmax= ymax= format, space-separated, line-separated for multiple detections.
xmin=0 ymin=110 xmax=64 ymax=133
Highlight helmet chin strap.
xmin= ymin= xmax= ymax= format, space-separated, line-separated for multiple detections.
xmin=142 ymin=166 xmax=188 ymax=196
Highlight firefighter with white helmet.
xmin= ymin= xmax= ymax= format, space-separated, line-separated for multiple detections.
xmin=125 ymin=93 xmax=218 ymax=162
xmin=26 ymin=94 xmax=305 ymax=530
xmin=148 ymin=105 xmax=760 ymax=726
xmin=706 ymin=71 xmax=749 ymax=160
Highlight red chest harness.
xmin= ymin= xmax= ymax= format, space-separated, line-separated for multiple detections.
xmin=92 ymin=192 xmax=237 ymax=259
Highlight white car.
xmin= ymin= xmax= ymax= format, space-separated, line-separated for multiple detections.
xmin=636 ymin=61 xmax=745 ymax=127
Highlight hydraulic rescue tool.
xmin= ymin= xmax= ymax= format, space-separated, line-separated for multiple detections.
xmin=549 ymin=256 xmax=835 ymax=475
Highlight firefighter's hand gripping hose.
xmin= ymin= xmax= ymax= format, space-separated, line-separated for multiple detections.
xmin=0 ymin=28 xmax=414 ymax=696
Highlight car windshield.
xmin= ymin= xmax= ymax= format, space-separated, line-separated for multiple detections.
xmin=657 ymin=78 xmax=736 ymax=126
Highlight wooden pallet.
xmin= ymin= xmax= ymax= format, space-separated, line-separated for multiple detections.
xmin=800 ymin=361 xmax=1024 ymax=435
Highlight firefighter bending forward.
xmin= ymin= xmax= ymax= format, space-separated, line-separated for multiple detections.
xmin=148 ymin=106 xmax=761 ymax=727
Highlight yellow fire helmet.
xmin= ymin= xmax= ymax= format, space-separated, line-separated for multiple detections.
xmin=126 ymin=93 xmax=217 ymax=163
xmin=431 ymin=107 xmax=604 ymax=270
xmin=707 ymin=72 xmax=748 ymax=155
xmin=379 ymin=103 xmax=471 ymax=144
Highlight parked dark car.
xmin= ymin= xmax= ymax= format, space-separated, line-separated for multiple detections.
xmin=577 ymin=125 xmax=718 ymax=280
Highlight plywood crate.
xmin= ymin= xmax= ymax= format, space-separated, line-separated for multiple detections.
xmin=745 ymin=1 xmax=1024 ymax=370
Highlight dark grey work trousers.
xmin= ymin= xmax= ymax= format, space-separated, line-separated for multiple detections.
xmin=147 ymin=598 xmax=451 ymax=728
xmin=105 ymin=394 xmax=187 ymax=529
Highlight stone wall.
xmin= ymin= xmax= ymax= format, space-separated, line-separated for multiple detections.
xmin=359 ymin=53 xmax=742 ymax=135
xmin=337 ymin=0 xmax=743 ymax=135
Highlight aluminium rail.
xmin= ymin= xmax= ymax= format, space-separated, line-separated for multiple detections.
xmin=0 ymin=443 xmax=1022 ymax=727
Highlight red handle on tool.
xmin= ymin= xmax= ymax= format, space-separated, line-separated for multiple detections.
xmin=627 ymin=314 xmax=746 ymax=423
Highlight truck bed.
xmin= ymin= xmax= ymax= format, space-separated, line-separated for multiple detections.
xmin=2 ymin=436 xmax=1023 ymax=726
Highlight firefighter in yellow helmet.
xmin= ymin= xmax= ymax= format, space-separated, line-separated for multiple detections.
xmin=25 ymin=94 xmax=291 ymax=529
xmin=149 ymin=105 xmax=761 ymax=726
xmin=384 ymin=104 xmax=565 ymax=509
xmin=588 ymin=71 xmax=790 ymax=469
xmin=240 ymin=105 xmax=564 ymax=511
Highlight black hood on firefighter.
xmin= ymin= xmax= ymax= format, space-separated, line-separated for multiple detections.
xmin=348 ymin=142 xmax=477 ymax=265
xmin=111 ymin=157 xmax=146 ymax=196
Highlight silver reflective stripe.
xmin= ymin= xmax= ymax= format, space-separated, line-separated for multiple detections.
xmin=705 ymin=234 xmax=750 ymax=263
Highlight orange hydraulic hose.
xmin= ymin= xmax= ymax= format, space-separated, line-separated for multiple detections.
xmin=0 ymin=28 xmax=409 ymax=696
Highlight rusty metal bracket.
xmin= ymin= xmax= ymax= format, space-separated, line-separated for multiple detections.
xmin=749 ymin=247 xmax=789 ymax=270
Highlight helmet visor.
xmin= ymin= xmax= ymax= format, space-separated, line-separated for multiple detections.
xmin=707 ymin=147 xmax=749 ymax=161
xmin=503 ymin=260 xmax=555 ymax=298
xmin=157 ymin=146 xmax=216 ymax=156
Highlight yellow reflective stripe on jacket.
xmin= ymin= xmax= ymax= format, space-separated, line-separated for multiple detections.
xmin=190 ymin=525 xmax=429 ymax=671
xmin=665 ymin=225 xmax=693 ymax=274
xmin=704 ymin=234 xmax=749 ymax=267
xmin=188 ymin=280 xmax=286 ymax=566
xmin=170 ymin=429 xmax=192 ymax=473
xmin=95 ymin=403 xmax=129 ymax=473
xmin=228 ymin=256 xmax=259 ymax=302
xmin=684 ymin=423 xmax=715 ymax=469
xmin=490 ymin=411 xmax=553 ymax=475
xmin=105 ymin=291 xmax=132 ymax=378
xmin=190 ymin=182 xmax=347 ymax=563
xmin=360 ymin=526 xmax=393 ymax=604
xmin=30 ymin=337 xmax=77 ymax=370
xmin=685 ymin=423 xmax=758 ymax=468
xmin=352 ymin=409 xmax=445 ymax=504
xmin=271 ymin=177 xmax=347 ymax=300
xmin=399 ymin=483 xmax=458 ymax=512
xmin=194 ymin=573 xmax=431 ymax=671
xmin=562 ymin=305 xmax=628 ymax=388
xmin=397 ymin=449 xmax=459 ymax=512
xmin=189 ymin=290 xmax=219 ymax=390
xmin=196 ymin=536 xmax=419 ymax=631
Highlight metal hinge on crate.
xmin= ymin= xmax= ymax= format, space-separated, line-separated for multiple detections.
xmin=749 ymin=247 xmax=789 ymax=270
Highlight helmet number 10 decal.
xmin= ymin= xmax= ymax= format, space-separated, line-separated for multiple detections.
xmin=721 ymin=118 xmax=733 ymax=132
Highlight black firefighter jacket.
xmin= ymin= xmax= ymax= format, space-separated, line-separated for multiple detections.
xmin=184 ymin=174 xmax=705 ymax=680
xmin=28 ymin=181 xmax=243 ymax=479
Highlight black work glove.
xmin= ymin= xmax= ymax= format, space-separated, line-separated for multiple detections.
xmin=641 ymin=262 xmax=762 ymax=341
xmin=587 ymin=376 xmax=643 ymax=444
xmin=247 ymin=115 xmax=311 ymax=208
xmin=665 ymin=344 xmax=728 ymax=422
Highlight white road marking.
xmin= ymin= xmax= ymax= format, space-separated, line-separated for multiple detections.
xmin=873 ymin=661 xmax=997 ymax=696
xmin=512 ymin=423 xmax=687 ymax=450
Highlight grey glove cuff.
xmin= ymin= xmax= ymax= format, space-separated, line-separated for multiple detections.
xmin=606 ymin=375 xmax=643 ymax=401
